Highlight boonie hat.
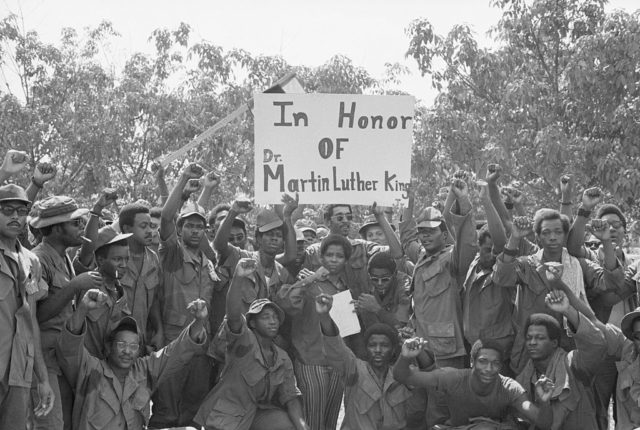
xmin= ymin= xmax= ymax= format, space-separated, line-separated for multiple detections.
xmin=621 ymin=306 xmax=640 ymax=341
xmin=358 ymin=215 xmax=380 ymax=237
xmin=29 ymin=196 xmax=89 ymax=228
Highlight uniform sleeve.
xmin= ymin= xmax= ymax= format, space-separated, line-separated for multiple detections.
xmin=158 ymin=229 xmax=183 ymax=273
xmin=493 ymin=254 xmax=528 ymax=288
xmin=399 ymin=218 xmax=423 ymax=264
xmin=225 ymin=315 xmax=255 ymax=356
xmin=449 ymin=210 xmax=479 ymax=279
xmin=571 ymin=313 xmax=608 ymax=375
xmin=323 ymin=326 xmax=358 ymax=383
xmin=580 ymin=257 xmax=625 ymax=297
xmin=503 ymin=377 xmax=527 ymax=407
xmin=276 ymin=357 xmax=302 ymax=405
xmin=55 ymin=322 xmax=99 ymax=389
xmin=146 ymin=320 xmax=207 ymax=390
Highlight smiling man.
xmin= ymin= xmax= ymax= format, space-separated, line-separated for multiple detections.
xmin=394 ymin=336 xmax=554 ymax=429
xmin=56 ymin=289 xmax=208 ymax=430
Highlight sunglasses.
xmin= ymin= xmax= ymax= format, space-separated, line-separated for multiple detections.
xmin=606 ymin=220 xmax=623 ymax=229
xmin=331 ymin=214 xmax=353 ymax=222
xmin=0 ymin=205 xmax=29 ymax=217
xmin=585 ymin=241 xmax=600 ymax=250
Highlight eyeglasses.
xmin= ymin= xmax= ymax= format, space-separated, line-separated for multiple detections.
xmin=229 ymin=234 xmax=245 ymax=242
xmin=0 ymin=205 xmax=29 ymax=217
xmin=606 ymin=220 xmax=623 ymax=229
xmin=114 ymin=341 xmax=140 ymax=352
xmin=585 ymin=241 xmax=600 ymax=250
xmin=331 ymin=214 xmax=353 ymax=222
xmin=369 ymin=275 xmax=392 ymax=284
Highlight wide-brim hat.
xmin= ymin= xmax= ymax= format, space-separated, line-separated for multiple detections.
xmin=29 ymin=196 xmax=89 ymax=228
xmin=0 ymin=184 xmax=30 ymax=205
xmin=246 ymin=298 xmax=285 ymax=324
xmin=621 ymin=307 xmax=640 ymax=340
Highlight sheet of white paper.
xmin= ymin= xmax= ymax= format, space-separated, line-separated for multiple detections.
xmin=329 ymin=290 xmax=361 ymax=337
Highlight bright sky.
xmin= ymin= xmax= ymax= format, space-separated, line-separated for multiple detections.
xmin=1 ymin=0 xmax=638 ymax=104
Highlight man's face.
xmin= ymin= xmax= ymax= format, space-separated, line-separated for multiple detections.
xmin=321 ymin=244 xmax=347 ymax=274
xmin=98 ymin=244 xmax=129 ymax=279
xmin=180 ymin=216 xmax=206 ymax=248
xmin=59 ymin=218 xmax=86 ymax=247
xmin=471 ymin=348 xmax=502 ymax=386
xmin=365 ymin=225 xmax=387 ymax=245
xmin=126 ymin=213 xmax=153 ymax=247
xmin=107 ymin=330 xmax=140 ymax=370
xmin=302 ymin=231 xmax=316 ymax=248
xmin=249 ymin=307 xmax=280 ymax=339
xmin=478 ymin=236 xmax=495 ymax=269
xmin=366 ymin=334 xmax=394 ymax=370
xmin=257 ymin=229 xmax=284 ymax=256
xmin=0 ymin=201 xmax=28 ymax=240
xmin=228 ymin=226 xmax=247 ymax=249
xmin=538 ymin=219 xmax=565 ymax=252
xmin=328 ymin=206 xmax=352 ymax=236
xmin=417 ymin=225 xmax=447 ymax=254
xmin=368 ymin=267 xmax=394 ymax=296
xmin=526 ymin=324 xmax=557 ymax=361
xmin=601 ymin=213 xmax=625 ymax=247
xmin=631 ymin=320 xmax=640 ymax=351
xmin=149 ymin=216 xmax=160 ymax=247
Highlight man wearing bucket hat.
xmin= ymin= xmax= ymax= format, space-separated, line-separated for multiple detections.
xmin=150 ymin=162 xmax=215 ymax=428
xmin=0 ymin=184 xmax=54 ymax=428
xmin=56 ymin=288 xmax=208 ymax=430
xmin=195 ymin=258 xmax=307 ymax=430
xmin=30 ymin=195 xmax=102 ymax=430
xmin=80 ymin=225 xmax=133 ymax=359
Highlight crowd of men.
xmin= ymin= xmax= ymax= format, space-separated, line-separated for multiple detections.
xmin=2 ymin=147 xmax=640 ymax=430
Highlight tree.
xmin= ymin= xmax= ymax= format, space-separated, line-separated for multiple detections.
xmin=406 ymin=0 xmax=640 ymax=216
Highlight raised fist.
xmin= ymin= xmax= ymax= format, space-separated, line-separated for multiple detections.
xmin=581 ymin=187 xmax=602 ymax=211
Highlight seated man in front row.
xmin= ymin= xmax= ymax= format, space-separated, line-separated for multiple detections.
xmin=56 ymin=289 xmax=208 ymax=430
xmin=394 ymin=336 xmax=554 ymax=429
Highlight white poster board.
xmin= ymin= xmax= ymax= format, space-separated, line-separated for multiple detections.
xmin=254 ymin=93 xmax=414 ymax=206
xmin=329 ymin=290 xmax=361 ymax=338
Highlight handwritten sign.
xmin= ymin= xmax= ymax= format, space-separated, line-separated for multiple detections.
xmin=254 ymin=93 xmax=414 ymax=205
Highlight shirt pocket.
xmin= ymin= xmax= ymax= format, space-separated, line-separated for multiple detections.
xmin=143 ymin=270 xmax=159 ymax=291
xmin=354 ymin=387 xmax=376 ymax=414
xmin=0 ymin=273 xmax=12 ymax=300
xmin=130 ymin=387 xmax=151 ymax=422
xmin=242 ymin=366 xmax=268 ymax=387
xmin=208 ymin=397 xmax=245 ymax=430
xmin=425 ymin=322 xmax=456 ymax=355
xmin=89 ymin=386 xmax=119 ymax=429
xmin=386 ymin=382 xmax=411 ymax=411
xmin=421 ymin=262 xmax=449 ymax=297
xmin=164 ymin=308 xmax=187 ymax=328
